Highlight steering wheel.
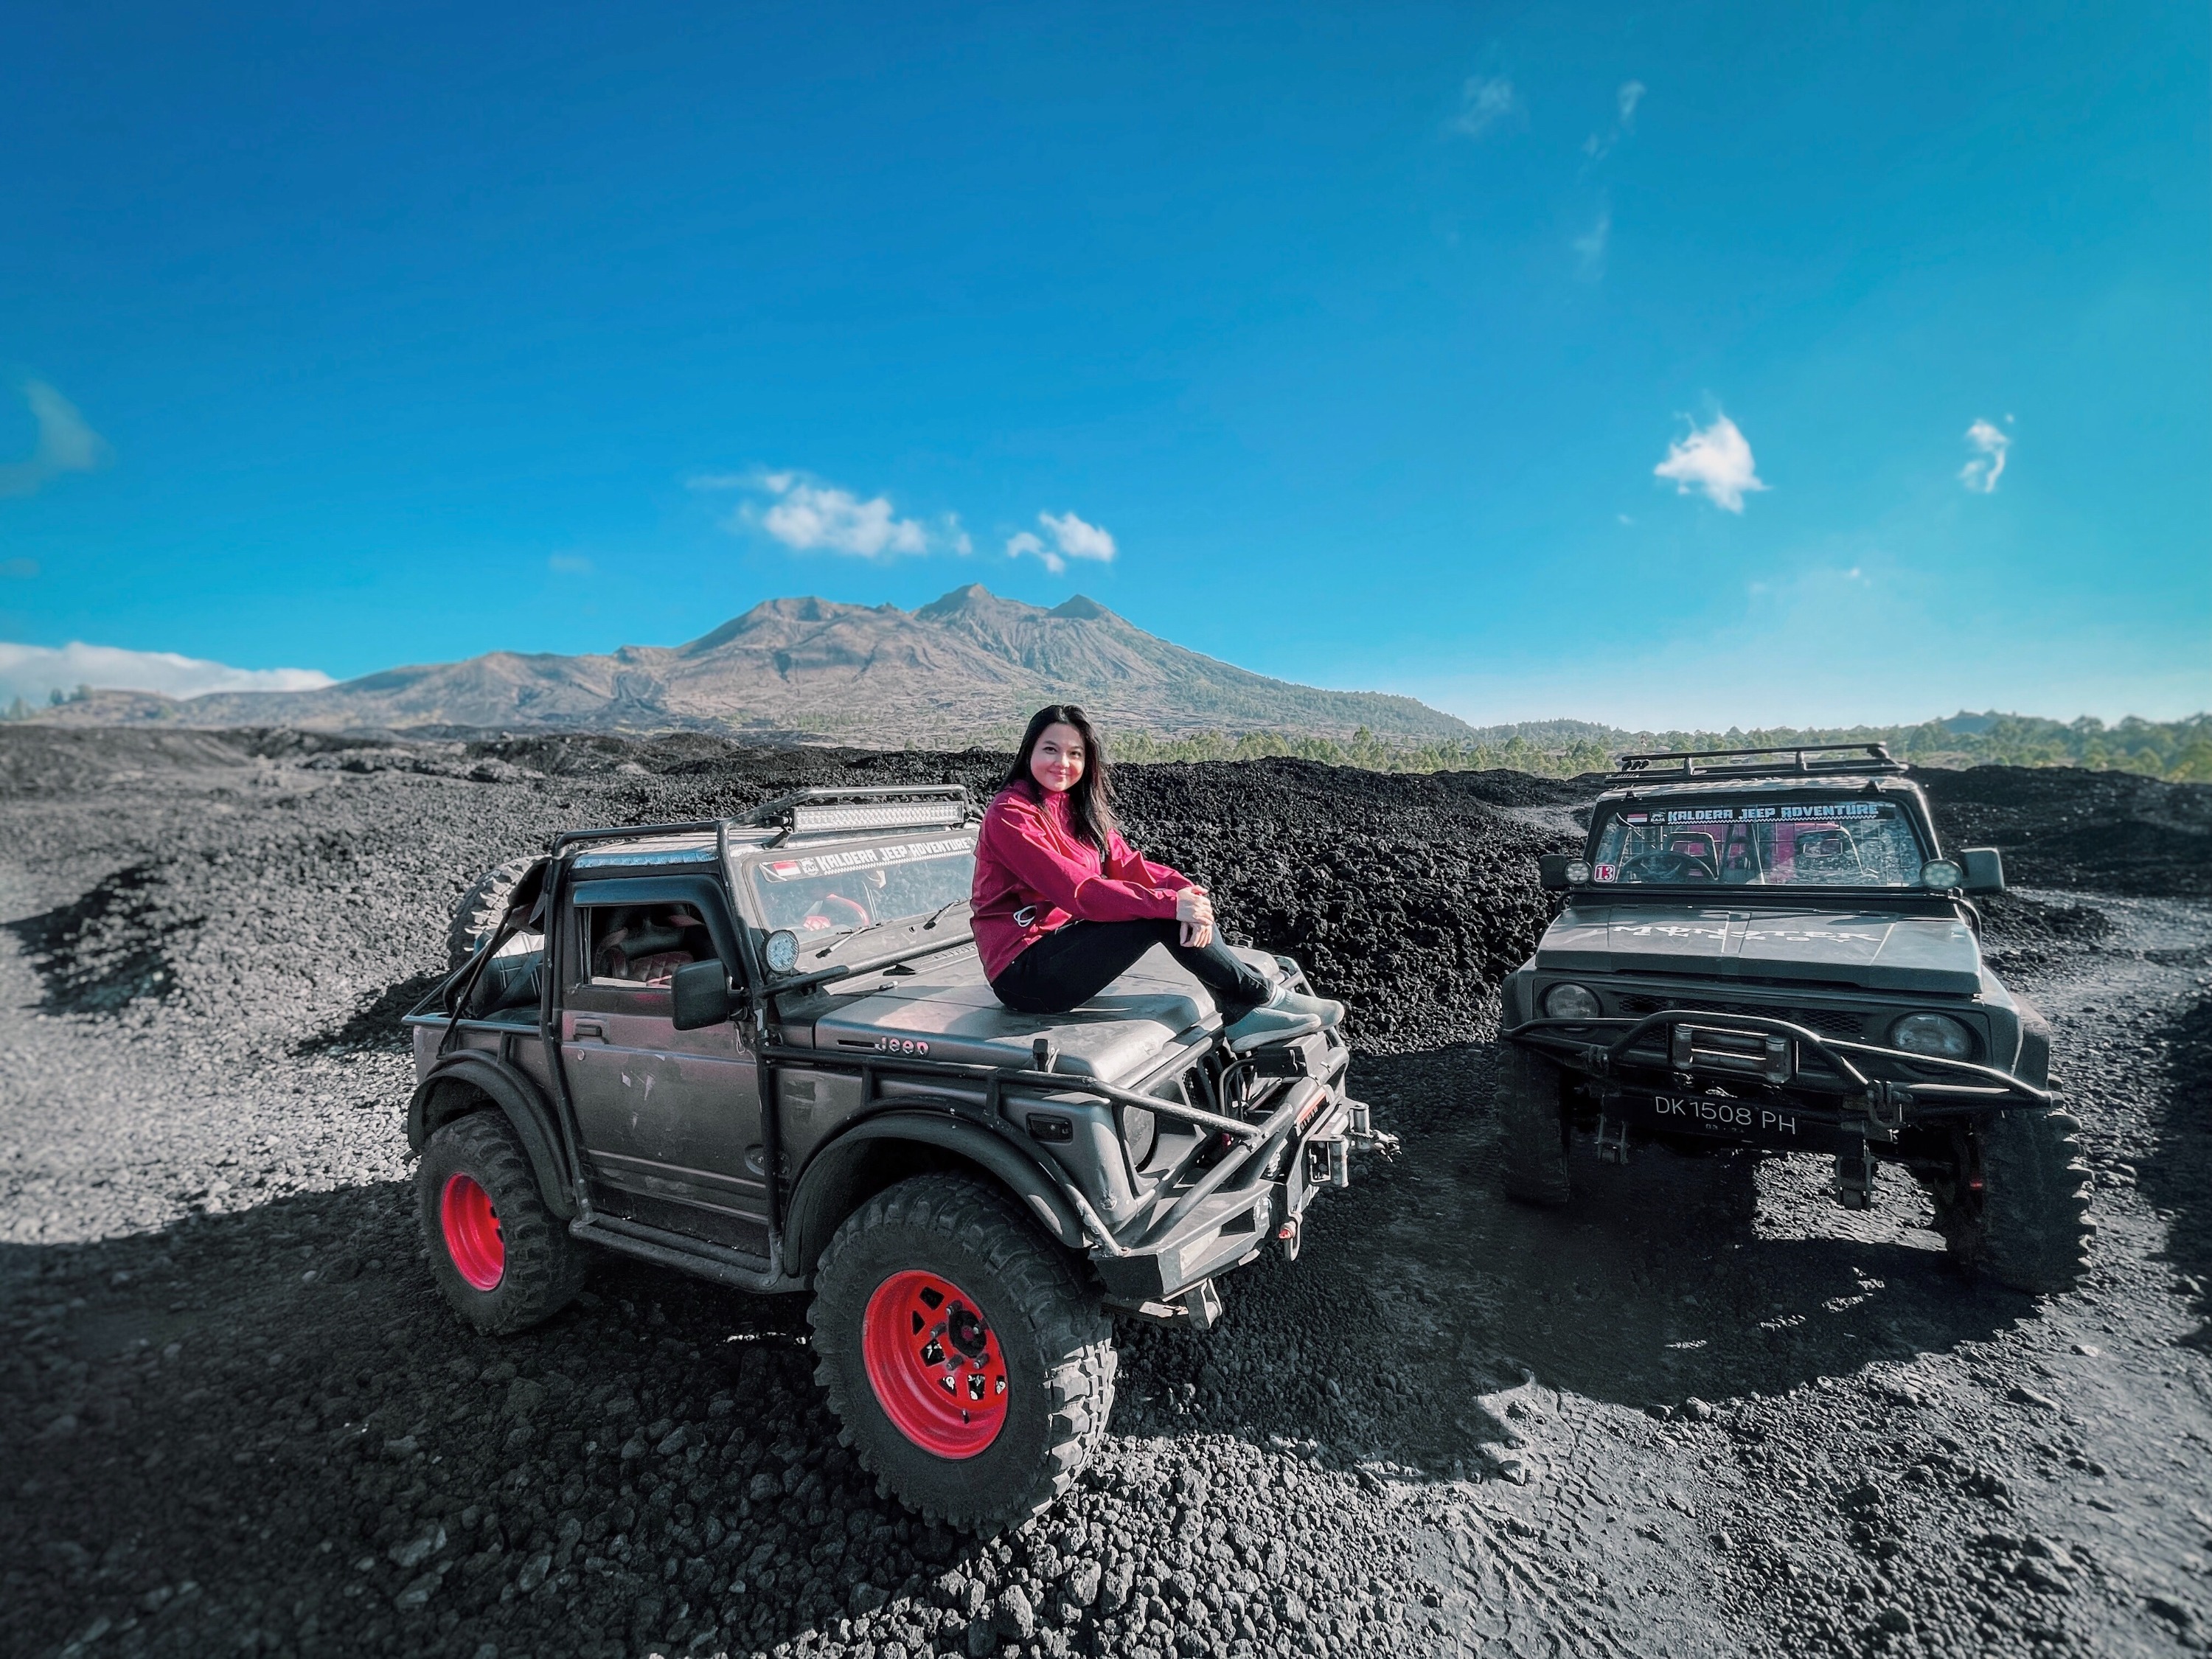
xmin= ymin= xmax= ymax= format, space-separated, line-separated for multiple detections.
xmin=1620 ymin=851 xmax=1716 ymax=883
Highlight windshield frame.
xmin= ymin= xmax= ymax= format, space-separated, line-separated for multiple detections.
xmin=1581 ymin=790 xmax=1942 ymax=898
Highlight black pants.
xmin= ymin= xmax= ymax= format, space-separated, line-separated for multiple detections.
xmin=990 ymin=919 xmax=1273 ymax=1017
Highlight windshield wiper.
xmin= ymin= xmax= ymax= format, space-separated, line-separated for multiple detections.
xmin=811 ymin=898 xmax=970 ymax=961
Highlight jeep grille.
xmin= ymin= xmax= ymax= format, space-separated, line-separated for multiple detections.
xmin=1613 ymin=993 xmax=1866 ymax=1042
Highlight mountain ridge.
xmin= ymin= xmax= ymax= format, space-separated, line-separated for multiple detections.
xmin=33 ymin=585 xmax=1475 ymax=745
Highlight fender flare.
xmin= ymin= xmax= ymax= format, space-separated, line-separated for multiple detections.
xmin=780 ymin=1110 xmax=1087 ymax=1278
xmin=408 ymin=1053 xmax=578 ymax=1220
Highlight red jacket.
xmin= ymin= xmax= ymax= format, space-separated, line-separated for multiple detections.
xmin=970 ymin=784 xmax=1194 ymax=979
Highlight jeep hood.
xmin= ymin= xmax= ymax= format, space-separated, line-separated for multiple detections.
xmin=787 ymin=942 xmax=1269 ymax=1085
xmin=1536 ymin=903 xmax=1983 ymax=995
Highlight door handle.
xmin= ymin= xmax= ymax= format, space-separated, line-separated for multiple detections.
xmin=572 ymin=1021 xmax=606 ymax=1042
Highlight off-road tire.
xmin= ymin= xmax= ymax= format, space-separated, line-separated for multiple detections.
xmin=1498 ymin=1042 xmax=1572 ymax=1206
xmin=417 ymin=1112 xmax=585 ymax=1334
xmin=810 ymin=1174 xmax=1116 ymax=1534
xmin=448 ymin=858 xmax=535 ymax=972
xmin=1929 ymin=1107 xmax=2093 ymax=1294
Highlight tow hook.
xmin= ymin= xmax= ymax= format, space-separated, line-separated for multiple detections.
xmin=1595 ymin=1113 xmax=1630 ymax=1165
xmin=1345 ymin=1099 xmax=1401 ymax=1161
xmin=1276 ymin=1215 xmax=1302 ymax=1263
xmin=1864 ymin=1082 xmax=1912 ymax=1137
xmin=1180 ymin=1279 xmax=1224 ymax=1331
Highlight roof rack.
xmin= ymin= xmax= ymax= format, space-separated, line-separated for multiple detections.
xmin=1609 ymin=742 xmax=1907 ymax=784
xmin=746 ymin=785 xmax=973 ymax=836
xmin=549 ymin=819 xmax=728 ymax=854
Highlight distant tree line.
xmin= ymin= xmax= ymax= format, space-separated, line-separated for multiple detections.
xmin=1 ymin=684 xmax=92 ymax=722
xmin=1107 ymin=712 xmax=2212 ymax=782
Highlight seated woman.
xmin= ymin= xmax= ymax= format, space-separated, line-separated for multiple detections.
xmin=972 ymin=705 xmax=1342 ymax=1046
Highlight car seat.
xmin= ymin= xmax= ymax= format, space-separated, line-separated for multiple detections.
xmin=592 ymin=906 xmax=708 ymax=984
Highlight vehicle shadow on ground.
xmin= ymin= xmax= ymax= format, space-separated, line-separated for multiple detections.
xmin=1109 ymin=1043 xmax=2037 ymax=1475
xmin=2141 ymin=990 xmax=2212 ymax=1348
xmin=0 ymin=1181 xmax=914 ymax=1659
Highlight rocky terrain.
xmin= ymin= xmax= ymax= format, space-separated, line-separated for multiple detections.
xmin=2 ymin=726 xmax=2208 ymax=1659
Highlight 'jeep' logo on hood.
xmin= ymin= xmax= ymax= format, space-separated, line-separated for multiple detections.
xmin=874 ymin=1037 xmax=929 ymax=1056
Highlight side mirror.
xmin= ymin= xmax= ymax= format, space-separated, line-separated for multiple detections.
xmin=1539 ymin=855 xmax=1572 ymax=892
xmin=670 ymin=959 xmax=736 ymax=1030
xmin=1960 ymin=847 xmax=2006 ymax=895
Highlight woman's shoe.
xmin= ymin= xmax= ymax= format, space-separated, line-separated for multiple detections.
xmin=1222 ymin=1004 xmax=1321 ymax=1050
xmin=1222 ymin=985 xmax=1345 ymax=1051
xmin=1276 ymin=990 xmax=1344 ymax=1026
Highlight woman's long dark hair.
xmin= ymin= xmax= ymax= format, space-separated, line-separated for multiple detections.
xmin=1003 ymin=704 xmax=1119 ymax=859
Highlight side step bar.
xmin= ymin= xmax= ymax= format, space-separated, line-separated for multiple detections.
xmin=568 ymin=1214 xmax=805 ymax=1295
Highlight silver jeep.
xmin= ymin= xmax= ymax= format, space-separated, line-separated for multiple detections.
xmin=1498 ymin=745 xmax=2090 ymax=1294
xmin=403 ymin=786 xmax=1390 ymax=1531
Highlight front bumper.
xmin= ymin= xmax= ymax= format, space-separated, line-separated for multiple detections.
xmin=1091 ymin=1082 xmax=1395 ymax=1307
xmin=1505 ymin=1009 xmax=2050 ymax=1153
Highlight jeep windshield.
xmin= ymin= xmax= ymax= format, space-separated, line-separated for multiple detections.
xmin=742 ymin=832 xmax=977 ymax=949
xmin=1590 ymin=799 xmax=1930 ymax=888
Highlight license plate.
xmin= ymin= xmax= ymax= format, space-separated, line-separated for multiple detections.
xmin=1638 ymin=1091 xmax=1810 ymax=1138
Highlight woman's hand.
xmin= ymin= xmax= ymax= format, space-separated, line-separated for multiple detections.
xmin=1175 ymin=887 xmax=1215 ymax=950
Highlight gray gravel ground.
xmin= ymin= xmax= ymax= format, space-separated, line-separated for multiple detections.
xmin=3 ymin=728 xmax=2209 ymax=1659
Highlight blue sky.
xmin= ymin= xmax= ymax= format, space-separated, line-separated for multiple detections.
xmin=1 ymin=1 xmax=2205 ymax=727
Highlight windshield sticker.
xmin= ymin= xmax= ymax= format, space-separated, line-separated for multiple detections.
xmin=1736 ymin=928 xmax=1884 ymax=944
xmin=1627 ymin=802 xmax=1888 ymax=826
xmin=757 ymin=835 xmax=975 ymax=881
xmin=1593 ymin=862 xmax=1619 ymax=883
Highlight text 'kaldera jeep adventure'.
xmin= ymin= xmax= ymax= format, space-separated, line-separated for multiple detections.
xmin=403 ymin=787 xmax=1391 ymax=1531
xmin=1497 ymin=745 xmax=2091 ymax=1293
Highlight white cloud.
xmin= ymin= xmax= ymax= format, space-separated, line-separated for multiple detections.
xmin=1654 ymin=413 xmax=1767 ymax=512
xmin=0 ymin=380 xmax=113 ymax=498
xmin=1573 ymin=201 xmax=1611 ymax=278
xmin=1960 ymin=419 xmax=2010 ymax=493
xmin=1584 ymin=79 xmax=1647 ymax=160
xmin=1038 ymin=510 xmax=1115 ymax=564
xmin=698 ymin=470 xmax=962 ymax=559
xmin=762 ymin=481 xmax=928 ymax=557
xmin=1009 ymin=511 xmax=1117 ymax=575
xmin=0 ymin=641 xmax=333 ymax=705
xmin=1449 ymin=75 xmax=1518 ymax=137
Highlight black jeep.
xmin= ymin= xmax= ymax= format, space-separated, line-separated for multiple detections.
xmin=403 ymin=787 xmax=1387 ymax=1531
xmin=1497 ymin=745 xmax=2090 ymax=1293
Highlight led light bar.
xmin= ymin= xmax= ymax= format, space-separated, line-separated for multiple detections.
xmin=789 ymin=799 xmax=969 ymax=833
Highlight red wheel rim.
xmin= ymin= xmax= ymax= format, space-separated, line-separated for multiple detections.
xmin=440 ymin=1173 xmax=505 ymax=1291
xmin=861 ymin=1270 xmax=1009 ymax=1458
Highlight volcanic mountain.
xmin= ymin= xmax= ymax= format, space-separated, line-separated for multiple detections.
xmin=144 ymin=585 xmax=1474 ymax=744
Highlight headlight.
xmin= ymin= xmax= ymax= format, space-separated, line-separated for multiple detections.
xmin=1921 ymin=860 xmax=1964 ymax=891
xmin=763 ymin=929 xmax=800 ymax=974
xmin=1891 ymin=1012 xmax=1972 ymax=1060
xmin=1543 ymin=982 xmax=1602 ymax=1020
